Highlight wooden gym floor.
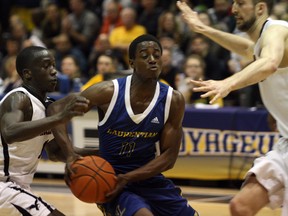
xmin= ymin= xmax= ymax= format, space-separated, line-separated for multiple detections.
xmin=32 ymin=178 xmax=281 ymax=216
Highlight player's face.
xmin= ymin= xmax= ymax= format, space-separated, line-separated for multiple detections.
xmin=31 ymin=51 xmax=58 ymax=93
xmin=132 ymin=41 xmax=162 ymax=80
xmin=232 ymin=0 xmax=257 ymax=32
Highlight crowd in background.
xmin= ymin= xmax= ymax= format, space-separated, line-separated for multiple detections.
xmin=0 ymin=0 xmax=287 ymax=107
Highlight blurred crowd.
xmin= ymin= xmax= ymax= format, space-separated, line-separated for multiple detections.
xmin=0 ymin=0 xmax=287 ymax=107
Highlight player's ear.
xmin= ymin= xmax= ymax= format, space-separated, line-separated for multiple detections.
xmin=256 ymin=2 xmax=265 ymax=16
xmin=23 ymin=69 xmax=32 ymax=80
xmin=129 ymin=59 xmax=135 ymax=69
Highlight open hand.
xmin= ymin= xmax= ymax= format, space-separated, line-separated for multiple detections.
xmin=176 ymin=1 xmax=205 ymax=33
xmin=190 ymin=79 xmax=231 ymax=104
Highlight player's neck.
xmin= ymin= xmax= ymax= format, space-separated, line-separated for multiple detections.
xmin=247 ymin=17 xmax=269 ymax=42
xmin=22 ymin=83 xmax=46 ymax=105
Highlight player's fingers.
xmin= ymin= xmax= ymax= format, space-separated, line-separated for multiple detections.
xmin=200 ymin=91 xmax=217 ymax=99
xmin=76 ymin=96 xmax=90 ymax=104
xmin=177 ymin=1 xmax=191 ymax=13
xmin=209 ymin=94 xmax=221 ymax=104
xmin=190 ymin=79 xmax=204 ymax=87
xmin=192 ymin=86 xmax=212 ymax=92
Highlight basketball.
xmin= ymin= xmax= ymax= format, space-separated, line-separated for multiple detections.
xmin=66 ymin=155 xmax=117 ymax=203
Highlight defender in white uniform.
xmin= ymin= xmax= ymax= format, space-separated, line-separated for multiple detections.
xmin=0 ymin=46 xmax=89 ymax=216
xmin=177 ymin=0 xmax=288 ymax=215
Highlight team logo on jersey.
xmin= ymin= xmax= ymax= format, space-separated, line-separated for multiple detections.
xmin=151 ymin=117 xmax=160 ymax=124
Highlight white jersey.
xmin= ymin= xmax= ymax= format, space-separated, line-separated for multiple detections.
xmin=254 ymin=19 xmax=288 ymax=138
xmin=0 ymin=87 xmax=53 ymax=188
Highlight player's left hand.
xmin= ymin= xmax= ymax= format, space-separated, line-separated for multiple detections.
xmin=190 ymin=79 xmax=231 ymax=104
xmin=105 ymin=174 xmax=128 ymax=202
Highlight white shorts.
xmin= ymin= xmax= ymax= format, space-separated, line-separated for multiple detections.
xmin=0 ymin=181 xmax=56 ymax=216
xmin=244 ymin=137 xmax=288 ymax=214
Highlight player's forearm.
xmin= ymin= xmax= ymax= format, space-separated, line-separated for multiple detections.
xmin=227 ymin=57 xmax=278 ymax=91
xmin=122 ymin=152 xmax=176 ymax=183
xmin=3 ymin=114 xmax=66 ymax=144
xmin=51 ymin=124 xmax=76 ymax=161
xmin=200 ymin=26 xmax=253 ymax=58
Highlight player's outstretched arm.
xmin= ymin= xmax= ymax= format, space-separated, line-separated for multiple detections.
xmin=176 ymin=0 xmax=254 ymax=59
xmin=46 ymin=93 xmax=90 ymax=163
xmin=190 ymin=25 xmax=287 ymax=104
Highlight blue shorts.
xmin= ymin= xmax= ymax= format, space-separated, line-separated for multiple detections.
xmin=98 ymin=175 xmax=198 ymax=216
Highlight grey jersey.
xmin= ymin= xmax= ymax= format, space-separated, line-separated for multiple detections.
xmin=0 ymin=87 xmax=53 ymax=188
xmin=254 ymin=19 xmax=288 ymax=138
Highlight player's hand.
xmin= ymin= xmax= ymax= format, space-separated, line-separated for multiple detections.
xmin=105 ymin=174 xmax=128 ymax=202
xmin=64 ymin=154 xmax=82 ymax=187
xmin=60 ymin=94 xmax=90 ymax=122
xmin=176 ymin=1 xmax=205 ymax=33
xmin=190 ymin=79 xmax=231 ymax=104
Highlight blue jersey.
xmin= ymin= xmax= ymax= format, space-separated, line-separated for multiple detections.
xmin=98 ymin=75 xmax=173 ymax=174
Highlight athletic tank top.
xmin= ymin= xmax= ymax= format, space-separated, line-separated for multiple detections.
xmin=0 ymin=87 xmax=53 ymax=188
xmin=254 ymin=19 xmax=288 ymax=138
xmin=98 ymin=75 xmax=173 ymax=174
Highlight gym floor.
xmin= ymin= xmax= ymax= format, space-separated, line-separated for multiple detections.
xmin=32 ymin=177 xmax=281 ymax=216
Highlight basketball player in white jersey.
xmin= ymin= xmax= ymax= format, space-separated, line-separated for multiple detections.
xmin=0 ymin=46 xmax=89 ymax=216
xmin=177 ymin=0 xmax=288 ymax=215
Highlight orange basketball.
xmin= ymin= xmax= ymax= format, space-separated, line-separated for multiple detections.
xmin=67 ymin=155 xmax=117 ymax=203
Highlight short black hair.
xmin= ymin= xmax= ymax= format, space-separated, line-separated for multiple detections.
xmin=128 ymin=34 xmax=162 ymax=60
xmin=16 ymin=46 xmax=47 ymax=77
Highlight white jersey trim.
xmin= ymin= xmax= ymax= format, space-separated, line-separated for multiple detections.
xmin=164 ymin=87 xmax=173 ymax=124
xmin=98 ymin=80 xmax=119 ymax=126
xmin=125 ymin=75 xmax=160 ymax=124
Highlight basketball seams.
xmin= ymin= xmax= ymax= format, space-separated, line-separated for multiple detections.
xmin=68 ymin=156 xmax=117 ymax=204
xmin=90 ymin=156 xmax=115 ymax=175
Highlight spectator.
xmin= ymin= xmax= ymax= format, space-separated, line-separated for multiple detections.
xmin=159 ymin=33 xmax=185 ymax=70
xmin=0 ymin=36 xmax=21 ymax=80
xmin=60 ymin=55 xmax=82 ymax=80
xmin=270 ymin=1 xmax=288 ymax=21
xmin=42 ymin=2 xmax=63 ymax=49
xmin=9 ymin=18 xmax=46 ymax=49
xmin=81 ymin=53 xmax=118 ymax=91
xmin=53 ymin=34 xmax=87 ymax=77
xmin=178 ymin=54 xmax=223 ymax=106
xmin=207 ymin=0 xmax=235 ymax=33
xmin=198 ymin=11 xmax=231 ymax=61
xmin=159 ymin=48 xmax=181 ymax=89
xmin=100 ymin=0 xmax=123 ymax=35
xmin=30 ymin=8 xmax=45 ymax=41
xmin=109 ymin=7 xmax=146 ymax=64
xmin=137 ymin=0 xmax=163 ymax=36
xmin=61 ymin=0 xmax=100 ymax=55
xmin=0 ymin=56 xmax=22 ymax=95
xmin=58 ymin=55 xmax=86 ymax=93
xmin=157 ymin=11 xmax=183 ymax=46
xmin=88 ymin=33 xmax=128 ymax=75
xmin=187 ymin=34 xmax=229 ymax=80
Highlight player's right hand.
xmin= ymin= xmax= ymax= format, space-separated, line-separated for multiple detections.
xmin=105 ymin=174 xmax=128 ymax=202
xmin=176 ymin=1 xmax=205 ymax=33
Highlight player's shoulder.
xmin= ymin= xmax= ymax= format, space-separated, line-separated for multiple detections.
xmin=1 ymin=90 xmax=29 ymax=104
xmin=171 ymin=89 xmax=185 ymax=107
xmin=265 ymin=19 xmax=288 ymax=32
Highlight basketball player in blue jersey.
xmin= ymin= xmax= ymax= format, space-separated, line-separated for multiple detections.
xmin=177 ymin=0 xmax=288 ymax=215
xmin=0 ymin=46 xmax=89 ymax=216
xmin=53 ymin=34 xmax=198 ymax=215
